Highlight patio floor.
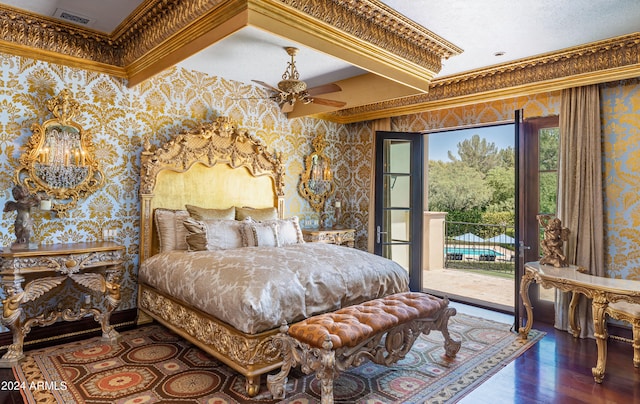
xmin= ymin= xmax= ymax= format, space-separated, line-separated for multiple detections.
xmin=423 ymin=267 xmax=555 ymax=309
xmin=423 ymin=267 xmax=514 ymax=308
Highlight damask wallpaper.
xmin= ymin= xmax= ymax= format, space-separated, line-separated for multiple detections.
xmin=601 ymin=79 xmax=640 ymax=280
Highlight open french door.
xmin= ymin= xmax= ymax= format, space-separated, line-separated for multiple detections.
xmin=374 ymin=131 xmax=423 ymax=291
xmin=517 ymin=114 xmax=561 ymax=329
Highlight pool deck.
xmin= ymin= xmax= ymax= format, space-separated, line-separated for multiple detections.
xmin=423 ymin=267 xmax=514 ymax=307
xmin=423 ymin=266 xmax=555 ymax=309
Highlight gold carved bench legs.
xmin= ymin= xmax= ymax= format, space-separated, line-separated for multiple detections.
xmin=267 ymin=307 xmax=460 ymax=404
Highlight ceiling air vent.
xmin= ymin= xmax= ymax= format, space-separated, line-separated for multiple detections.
xmin=52 ymin=8 xmax=95 ymax=27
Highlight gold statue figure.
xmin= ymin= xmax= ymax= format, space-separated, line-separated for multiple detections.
xmin=537 ymin=214 xmax=570 ymax=267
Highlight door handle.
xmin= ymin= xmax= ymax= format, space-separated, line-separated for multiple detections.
xmin=518 ymin=241 xmax=531 ymax=257
xmin=376 ymin=225 xmax=388 ymax=244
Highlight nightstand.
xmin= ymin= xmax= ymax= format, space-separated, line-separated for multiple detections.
xmin=302 ymin=227 xmax=355 ymax=247
xmin=0 ymin=241 xmax=125 ymax=367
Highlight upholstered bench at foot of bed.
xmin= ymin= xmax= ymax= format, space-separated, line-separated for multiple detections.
xmin=267 ymin=292 xmax=461 ymax=404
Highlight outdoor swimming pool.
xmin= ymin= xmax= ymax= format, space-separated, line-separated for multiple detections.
xmin=445 ymin=247 xmax=503 ymax=256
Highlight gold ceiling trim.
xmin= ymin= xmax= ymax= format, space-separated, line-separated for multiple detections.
xmin=114 ymin=0 xmax=226 ymax=67
xmin=276 ymin=0 xmax=462 ymax=72
xmin=0 ymin=4 xmax=120 ymax=65
xmin=323 ymin=33 xmax=640 ymax=123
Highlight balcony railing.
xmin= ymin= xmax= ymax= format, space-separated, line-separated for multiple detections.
xmin=445 ymin=221 xmax=516 ymax=273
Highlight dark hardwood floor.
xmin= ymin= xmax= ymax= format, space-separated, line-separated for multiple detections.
xmin=455 ymin=303 xmax=640 ymax=404
xmin=1 ymin=305 xmax=638 ymax=403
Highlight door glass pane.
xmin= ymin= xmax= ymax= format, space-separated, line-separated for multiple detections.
xmin=539 ymin=171 xmax=558 ymax=214
xmin=384 ymin=140 xmax=411 ymax=173
xmin=384 ymin=174 xmax=410 ymax=208
xmin=382 ymin=243 xmax=410 ymax=270
xmin=385 ymin=209 xmax=411 ymax=242
xmin=538 ymin=126 xmax=560 ymax=303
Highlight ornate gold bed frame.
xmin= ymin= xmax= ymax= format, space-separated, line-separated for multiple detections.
xmin=137 ymin=116 xmax=285 ymax=396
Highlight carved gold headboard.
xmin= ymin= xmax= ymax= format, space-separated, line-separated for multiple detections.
xmin=139 ymin=117 xmax=285 ymax=262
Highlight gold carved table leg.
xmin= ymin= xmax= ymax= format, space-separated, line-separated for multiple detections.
xmin=70 ymin=265 xmax=123 ymax=344
xmin=0 ymin=274 xmax=26 ymax=367
xmin=99 ymin=266 xmax=123 ymax=343
xmin=568 ymin=291 xmax=581 ymax=338
xmin=519 ymin=270 xmax=535 ymax=339
xmin=591 ymin=294 xmax=609 ymax=383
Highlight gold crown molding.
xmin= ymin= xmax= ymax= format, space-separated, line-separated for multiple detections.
xmin=0 ymin=42 xmax=127 ymax=79
xmin=114 ymin=0 xmax=226 ymax=67
xmin=0 ymin=5 xmax=121 ymax=65
xmin=275 ymin=0 xmax=462 ymax=72
xmin=323 ymin=33 xmax=640 ymax=124
xmin=125 ymin=1 xmax=249 ymax=87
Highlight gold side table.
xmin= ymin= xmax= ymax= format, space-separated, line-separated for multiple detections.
xmin=302 ymin=227 xmax=355 ymax=247
xmin=0 ymin=241 xmax=125 ymax=367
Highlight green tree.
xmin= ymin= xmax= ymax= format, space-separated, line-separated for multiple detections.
xmin=485 ymin=166 xmax=514 ymax=207
xmin=447 ymin=134 xmax=500 ymax=175
xmin=538 ymin=127 xmax=560 ymax=214
xmin=481 ymin=211 xmax=515 ymax=237
xmin=498 ymin=146 xmax=515 ymax=168
xmin=428 ymin=160 xmax=492 ymax=212
xmin=539 ymin=172 xmax=558 ymax=214
xmin=539 ymin=128 xmax=560 ymax=171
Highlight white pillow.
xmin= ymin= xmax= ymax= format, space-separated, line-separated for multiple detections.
xmin=240 ymin=221 xmax=279 ymax=247
xmin=183 ymin=218 xmax=243 ymax=251
xmin=269 ymin=216 xmax=305 ymax=246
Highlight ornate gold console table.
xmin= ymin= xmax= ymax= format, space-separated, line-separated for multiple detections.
xmin=0 ymin=242 xmax=124 ymax=367
xmin=520 ymin=261 xmax=640 ymax=383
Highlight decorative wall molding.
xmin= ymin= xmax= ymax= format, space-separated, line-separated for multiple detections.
xmin=278 ymin=0 xmax=462 ymax=72
xmin=114 ymin=0 xmax=224 ymax=66
xmin=324 ymin=33 xmax=640 ymax=123
xmin=0 ymin=5 xmax=120 ymax=65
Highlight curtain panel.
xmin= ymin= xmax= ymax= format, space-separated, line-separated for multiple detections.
xmin=555 ymin=84 xmax=604 ymax=339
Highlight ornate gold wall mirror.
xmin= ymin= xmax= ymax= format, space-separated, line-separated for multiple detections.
xmin=14 ymin=89 xmax=104 ymax=217
xmin=299 ymin=133 xmax=335 ymax=212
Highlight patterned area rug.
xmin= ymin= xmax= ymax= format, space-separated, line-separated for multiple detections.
xmin=14 ymin=313 xmax=544 ymax=403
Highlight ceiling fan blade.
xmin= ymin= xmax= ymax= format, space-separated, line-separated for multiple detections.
xmin=281 ymin=101 xmax=295 ymax=113
xmin=310 ymin=97 xmax=347 ymax=108
xmin=252 ymin=80 xmax=280 ymax=93
xmin=307 ymin=83 xmax=342 ymax=96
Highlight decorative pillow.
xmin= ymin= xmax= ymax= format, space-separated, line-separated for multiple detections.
xmin=269 ymin=216 xmax=305 ymax=246
xmin=235 ymin=206 xmax=278 ymax=221
xmin=240 ymin=221 xmax=279 ymax=247
xmin=154 ymin=209 xmax=190 ymax=252
xmin=186 ymin=204 xmax=236 ymax=221
xmin=183 ymin=218 xmax=243 ymax=251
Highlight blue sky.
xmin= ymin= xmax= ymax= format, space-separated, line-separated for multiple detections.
xmin=428 ymin=124 xmax=514 ymax=162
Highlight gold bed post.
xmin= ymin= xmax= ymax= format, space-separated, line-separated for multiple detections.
xmin=139 ymin=137 xmax=154 ymax=265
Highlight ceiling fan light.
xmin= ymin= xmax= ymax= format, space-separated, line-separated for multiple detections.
xmin=278 ymin=79 xmax=307 ymax=94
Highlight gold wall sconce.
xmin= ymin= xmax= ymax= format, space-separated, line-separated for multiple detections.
xmin=299 ymin=133 xmax=335 ymax=212
xmin=14 ymin=89 xmax=104 ymax=217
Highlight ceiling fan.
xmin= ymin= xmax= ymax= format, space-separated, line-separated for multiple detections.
xmin=252 ymin=47 xmax=347 ymax=113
